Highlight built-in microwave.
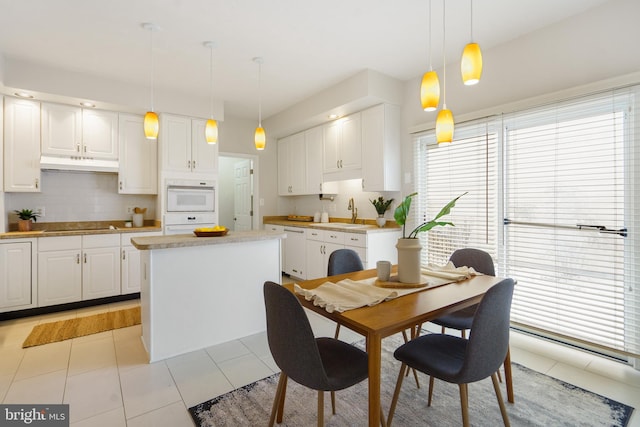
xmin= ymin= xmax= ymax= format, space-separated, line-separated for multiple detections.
xmin=166 ymin=179 xmax=215 ymax=212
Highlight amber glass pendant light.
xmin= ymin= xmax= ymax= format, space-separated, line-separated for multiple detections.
xmin=204 ymin=41 xmax=218 ymax=144
xmin=461 ymin=0 xmax=482 ymax=85
xmin=436 ymin=2 xmax=454 ymax=144
xmin=253 ymin=57 xmax=266 ymax=151
xmin=142 ymin=23 xmax=159 ymax=140
xmin=420 ymin=0 xmax=440 ymax=112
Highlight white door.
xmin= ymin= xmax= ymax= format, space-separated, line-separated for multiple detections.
xmin=82 ymin=109 xmax=118 ymax=159
xmin=38 ymin=250 xmax=82 ymax=306
xmin=0 ymin=242 xmax=32 ymax=309
xmin=82 ymin=247 xmax=120 ymax=300
xmin=234 ymin=159 xmax=253 ymax=231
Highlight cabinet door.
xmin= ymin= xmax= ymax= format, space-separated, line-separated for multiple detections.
xmin=121 ymin=246 xmax=141 ymax=294
xmin=323 ymin=121 xmax=340 ymax=174
xmin=82 ymin=109 xmax=118 ymax=159
xmin=305 ymin=239 xmax=326 ymax=280
xmin=82 ymin=247 xmax=120 ymax=300
xmin=362 ymin=104 xmax=401 ymax=191
xmin=277 ymin=137 xmax=291 ymax=195
xmin=41 ymin=103 xmax=82 ymax=157
xmin=4 ymin=97 xmax=41 ymax=192
xmin=339 ymin=113 xmax=362 ymax=171
xmin=161 ymin=114 xmax=192 ymax=173
xmin=288 ymin=132 xmax=306 ymax=194
xmin=118 ymin=113 xmax=158 ymax=194
xmin=191 ymin=119 xmax=218 ymax=175
xmin=38 ymin=249 xmax=82 ymax=306
xmin=0 ymin=242 xmax=32 ymax=310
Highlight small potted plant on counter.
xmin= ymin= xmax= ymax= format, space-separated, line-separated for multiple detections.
xmin=370 ymin=196 xmax=394 ymax=228
xmin=14 ymin=208 xmax=39 ymax=232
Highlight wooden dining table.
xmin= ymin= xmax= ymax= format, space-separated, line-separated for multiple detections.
xmin=286 ymin=265 xmax=512 ymax=427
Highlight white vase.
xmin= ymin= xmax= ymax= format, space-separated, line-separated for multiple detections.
xmin=376 ymin=215 xmax=386 ymax=228
xmin=396 ymin=238 xmax=422 ymax=283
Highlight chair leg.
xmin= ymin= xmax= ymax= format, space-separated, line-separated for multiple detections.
xmin=458 ymin=383 xmax=470 ymax=427
xmin=504 ymin=347 xmax=515 ymax=403
xmin=334 ymin=324 xmax=341 ymax=339
xmin=387 ymin=363 xmax=407 ymax=427
xmin=317 ymin=390 xmax=324 ymax=427
xmin=491 ymin=372 xmax=511 ymax=427
xmin=497 ymin=368 xmax=503 ymax=382
xmin=379 ymin=407 xmax=387 ymax=427
xmin=427 ymin=376 xmax=434 ymax=406
xmin=269 ymin=373 xmax=287 ymax=427
xmin=441 ymin=325 xmax=446 ymax=334
xmin=331 ymin=391 xmax=336 ymax=415
xmin=276 ymin=374 xmax=288 ymax=424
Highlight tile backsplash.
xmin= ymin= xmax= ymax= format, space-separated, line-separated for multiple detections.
xmin=5 ymin=170 xmax=156 ymax=224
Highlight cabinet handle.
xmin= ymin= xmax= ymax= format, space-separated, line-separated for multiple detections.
xmin=319 ymin=183 xmax=322 ymax=191
xmin=193 ymin=160 xmax=196 ymax=169
xmin=35 ymin=178 xmax=39 ymax=189
xmin=119 ymin=181 xmax=123 ymax=190
xmin=84 ymin=253 xmax=87 ymax=263
xmin=187 ymin=160 xmax=191 ymax=169
xmin=76 ymin=143 xmax=81 ymax=153
xmin=361 ymin=179 xmax=364 ymax=189
xmin=122 ymin=249 xmax=126 ymax=260
xmin=76 ymin=254 xmax=80 ymax=264
xmin=336 ymin=160 xmax=339 ymax=168
xmin=83 ymin=145 xmax=87 ymax=153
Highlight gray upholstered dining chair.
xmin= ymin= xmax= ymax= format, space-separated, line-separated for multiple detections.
xmin=263 ymin=281 xmax=379 ymax=427
xmin=327 ymin=249 xmax=364 ymax=339
xmin=387 ymin=278 xmax=515 ymax=427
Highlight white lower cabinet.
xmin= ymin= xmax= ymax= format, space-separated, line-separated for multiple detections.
xmin=304 ymin=228 xmax=402 ymax=280
xmin=265 ymin=225 xmax=285 ymax=271
xmin=121 ymin=231 xmax=162 ymax=294
xmin=38 ymin=236 xmax=83 ymax=306
xmin=284 ymin=227 xmax=306 ymax=279
xmin=0 ymin=239 xmax=36 ymax=312
xmin=306 ymin=229 xmax=344 ymax=279
xmin=38 ymin=234 xmax=120 ymax=306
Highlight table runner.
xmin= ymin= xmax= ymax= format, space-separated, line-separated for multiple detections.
xmin=294 ymin=262 xmax=478 ymax=313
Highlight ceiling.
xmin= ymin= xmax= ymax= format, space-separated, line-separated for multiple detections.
xmin=0 ymin=0 xmax=611 ymax=120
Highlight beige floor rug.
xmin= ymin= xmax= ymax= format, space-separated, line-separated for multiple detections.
xmin=22 ymin=306 xmax=141 ymax=348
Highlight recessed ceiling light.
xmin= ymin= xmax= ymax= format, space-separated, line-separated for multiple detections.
xmin=80 ymin=102 xmax=96 ymax=108
xmin=328 ymin=114 xmax=340 ymax=120
xmin=14 ymin=91 xmax=34 ymax=99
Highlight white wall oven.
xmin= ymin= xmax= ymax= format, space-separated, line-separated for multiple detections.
xmin=164 ymin=179 xmax=217 ymax=235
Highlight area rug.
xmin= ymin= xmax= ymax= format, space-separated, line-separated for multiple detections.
xmin=22 ymin=306 xmax=141 ymax=348
xmin=189 ymin=335 xmax=634 ymax=426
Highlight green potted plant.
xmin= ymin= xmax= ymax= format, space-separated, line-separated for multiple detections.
xmin=14 ymin=208 xmax=39 ymax=232
xmin=370 ymin=196 xmax=394 ymax=227
xmin=393 ymin=192 xmax=466 ymax=283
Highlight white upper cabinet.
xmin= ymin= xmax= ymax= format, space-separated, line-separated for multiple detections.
xmin=160 ymin=114 xmax=218 ymax=176
xmin=118 ymin=113 xmax=158 ymax=194
xmin=41 ymin=103 xmax=118 ymax=160
xmin=82 ymin=109 xmax=119 ymax=159
xmin=4 ymin=97 xmax=41 ymax=192
xmin=323 ymin=112 xmax=362 ymax=181
xmin=278 ymin=132 xmax=306 ymax=195
xmin=361 ymin=104 xmax=401 ymax=192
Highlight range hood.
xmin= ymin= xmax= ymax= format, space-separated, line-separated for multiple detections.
xmin=40 ymin=156 xmax=119 ymax=173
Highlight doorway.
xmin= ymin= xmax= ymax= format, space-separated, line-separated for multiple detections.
xmin=218 ymin=153 xmax=257 ymax=231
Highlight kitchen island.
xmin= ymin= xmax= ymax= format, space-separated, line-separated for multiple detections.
xmin=131 ymin=230 xmax=285 ymax=362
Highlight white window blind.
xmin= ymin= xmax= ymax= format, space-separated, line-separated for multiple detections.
xmin=503 ymin=88 xmax=640 ymax=357
xmin=413 ymin=117 xmax=499 ymax=267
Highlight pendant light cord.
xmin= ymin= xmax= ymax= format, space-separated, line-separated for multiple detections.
xmin=258 ymin=60 xmax=262 ymax=127
xmin=209 ymin=45 xmax=214 ymax=119
xmin=428 ymin=0 xmax=432 ymax=71
xmin=470 ymin=0 xmax=474 ymax=41
xmin=442 ymin=0 xmax=446 ymax=107
xmin=150 ymin=27 xmax=155 ymax=112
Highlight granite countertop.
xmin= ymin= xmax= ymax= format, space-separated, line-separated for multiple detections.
xmin=263 ymin=216 xmax=400 ymax=234
xmin=0 ymin=220 xmax=162 ymax=240
xmin=131 ymin=230 xmax=286 ymax=250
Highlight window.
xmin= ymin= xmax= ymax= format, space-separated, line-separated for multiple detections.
xmin=414 ymin=87 xmax=640 ymax=359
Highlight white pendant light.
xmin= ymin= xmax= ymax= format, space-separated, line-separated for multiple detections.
xmin=253 ymin=57 xmax=266 ymax=151
xmin=420 ymin=0 xmax=440 ymax=112
xmin=436 ymin=1 xmax=454 ymax=144
xmin=203 ymin=41 xmax=218 ymax=144
xmin=142 ymin=23 xmax=159 ymax=140
xmin=461 ymin=0 xmax=483 ymax=85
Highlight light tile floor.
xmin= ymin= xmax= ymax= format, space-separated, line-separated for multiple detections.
xmin=1 ymin=291 xmax=639 ymax=426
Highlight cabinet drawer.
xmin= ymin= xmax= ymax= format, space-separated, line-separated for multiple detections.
xmin=305 ymin=228 xmax=324 ymax=241
xmin=344 ymin=232 xmax=367 ymax=248
xmin=83 ymin=234 xmax=120 ymax=249
xmin=38 ymin=236 xmax=81 ymax=252
xmin=324 ymin=230 xmax=344 ymax=244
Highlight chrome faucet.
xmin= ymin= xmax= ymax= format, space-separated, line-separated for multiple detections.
xmin=348 ymin=198 xmax=358 ymax=223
